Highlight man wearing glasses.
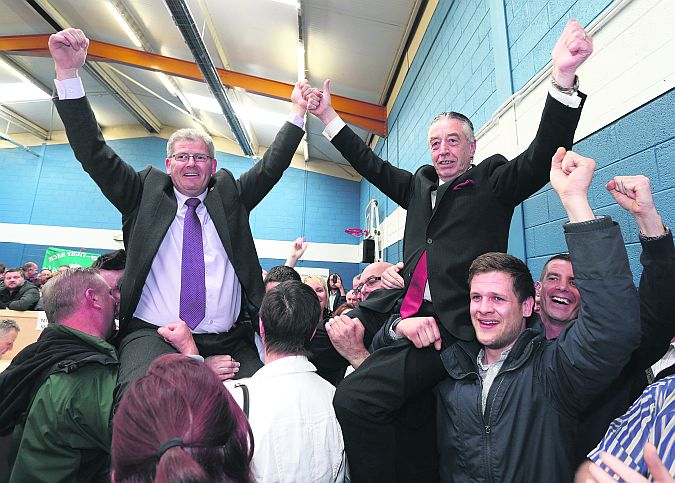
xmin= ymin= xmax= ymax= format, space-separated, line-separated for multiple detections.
xmin=48 ymin=28 xmax=317 ymax=399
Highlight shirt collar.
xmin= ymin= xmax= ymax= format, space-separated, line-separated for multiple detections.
xmin=476 ymin=347 xmax=512 ymax=370
xmin=252 ymin=355 xmax=316 ymax=379
xmin=173 ymin=187 xmax=207 ymax=208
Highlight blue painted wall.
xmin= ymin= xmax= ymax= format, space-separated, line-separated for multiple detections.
xmin=0 ymin=135 xmax=360 ymax=283
xmin=524 ymin=88 xmax=675 ymax=284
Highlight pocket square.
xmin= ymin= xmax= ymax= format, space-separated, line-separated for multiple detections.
xmin=453 ymin=179 xmax=475 ymax=191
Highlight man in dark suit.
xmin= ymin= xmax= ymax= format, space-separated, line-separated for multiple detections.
xmin=306 ymin=19 xmax=593 ymax=483
xmin=48 ymin=28 xmax=317 ymax=398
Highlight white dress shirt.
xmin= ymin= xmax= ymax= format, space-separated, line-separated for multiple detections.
xmin=133 ymin=189 xmax=242 ymax=333
xmin=225 ymin=356 xmax=347 ymax=482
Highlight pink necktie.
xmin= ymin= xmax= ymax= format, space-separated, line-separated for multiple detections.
xmin=400 ymin=251 xmax=427 ymax=319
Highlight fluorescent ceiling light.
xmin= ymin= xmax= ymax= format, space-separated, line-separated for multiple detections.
xmin=185 ymin=92 xmax=287 ymax=127
xmin=106 ymin=1 xmax=143 ymax=48
xmin=156 ymin=72 xmax=177 ymax=97
xmin=0 ymin=82 xmax=50 ymax=103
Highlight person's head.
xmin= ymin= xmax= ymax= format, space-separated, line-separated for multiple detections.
xmin=263 ymin=265 xmax=301 ymax=292
xmin=328 ymin=273 xmax=342 ymax=290
xmin=112 ymin=354 xmax=253 ymax=483
xmin=37 ymin=268 xmax=52 ymax=282
xmin=468 ymin=253 xmax=535 ymax=359
xmin=91 ymin=249 xmax=126 ymax=304
xmin=352 ymin=273 xmax=361 ymax=291
xmin=3 ymin=268 xmax=25 ymax=290
xmin=21 ymin=262 xmax=38 ymax=279
xmin=0 ymin=319 xmax=20 ymax=356
xmin=356 ymin=262 xmax=392 ymax=301
xmin=302 ymin=275 xmax=328 ymax=313
xmin=0 ymin=262 xmax=6 ymax=280
xmin=41 ymin=268 xmax=117 ymax=340
xmin=334 ymin=303 xmax=356 ymax=317
xmin=58 ymin=265 xmax=70 ymax=273
xmin=536 ymin=254 xmax=580 ymax=337
xmin=166 ymin=128 xmax=218 ymax=197
xmin=428 ymin=111 xmax=476 ymax=184
xmin=345 ymin=289 xmax=359 ymax=305
xmin=259 ymin=280 xmax=320 ymax=358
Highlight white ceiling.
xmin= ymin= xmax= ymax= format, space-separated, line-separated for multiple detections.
xmin=0 ymin=0 xmax=423 ymax=165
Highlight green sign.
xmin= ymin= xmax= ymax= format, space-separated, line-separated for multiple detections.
xmin=42 ymin=247 xmax=100 ymax=270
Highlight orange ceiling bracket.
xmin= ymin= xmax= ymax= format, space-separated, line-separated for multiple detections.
xmin=0 ymin=34 xmax=387 ymax=136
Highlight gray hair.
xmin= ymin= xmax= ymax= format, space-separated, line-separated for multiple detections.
xmin=0 ymin=319 xmax=20 ymax=336
xmin=429 ymin=111 xmax=475 ymax=143
xmin=166 ymin=128 xmax=215 ymax=159
xmin=42 ymin=268 xmax=107 ymax=324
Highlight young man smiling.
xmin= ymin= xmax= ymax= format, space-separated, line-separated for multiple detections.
xmin=436 ymin=149 xmax=642 ymax=482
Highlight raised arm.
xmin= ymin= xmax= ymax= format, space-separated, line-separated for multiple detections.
xmin=546 ymin=149 xmax=641 ymax=414
xmin=306 ymin=80 xmax=415 ymax=208
xmin=49 ymin=28 xmax=143 ymax=214
xmin=237 ymin=81 xmax=313 ymax=210
xmin=606 ymin=175 xmax=674 ymax=368
xmin=490 ymin=20 xmax=592 ymax=206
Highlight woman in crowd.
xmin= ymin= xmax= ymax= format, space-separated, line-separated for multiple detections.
xmin=111 ymin=354 xmax=254 ymax=483
xmin=303 ymin=275 xmax=331 ymax=320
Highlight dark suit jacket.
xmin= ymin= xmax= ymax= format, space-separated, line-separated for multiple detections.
xmin=331 ymin=93 xmax=585 ymax=340
xmin=54 ymin=97 xmax=304 ymax=332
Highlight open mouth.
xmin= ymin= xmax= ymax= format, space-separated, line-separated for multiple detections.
xmin=479 ymin=320 xmax=499 ymax=328
xmin=551 ymin=296 xmax=572 ymax=305
xmin=438 ymin=160 xmax=455 ymax=165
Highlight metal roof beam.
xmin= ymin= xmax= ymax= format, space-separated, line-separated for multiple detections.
xmin=0 ymin=34 xmax=387 ymax=136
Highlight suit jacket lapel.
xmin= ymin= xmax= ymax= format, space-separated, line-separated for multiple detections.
xmin=204 ymin=187 xmax=235 ymax=261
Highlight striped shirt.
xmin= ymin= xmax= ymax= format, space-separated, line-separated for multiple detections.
xmin=587 ymin=375 xmax=675 ymax=479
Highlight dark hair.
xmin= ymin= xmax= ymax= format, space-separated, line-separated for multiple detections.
xmin=539 ymin=253 xmax=571 ymax=280
xmin=468 ymin=252 xmax=534 ymax=303
xmin=91 ymin=249 xmax=126 ymax=271
xmin=334 ymin=303 xmax=356 ymax=317
xmin=4 ymin=268 xmax=25 ymax=278
xmin=430 ymin=111 xmax=475 ymax=142
xmin=0 ymin=262 xmax=6 ymax=273
xmin=259 ymin=280 xmax=319 ymax=357
xmin=263 ymin=265 xmax=301 ymax=285
xmin=112 ymin=354 xmax=253 ymax=483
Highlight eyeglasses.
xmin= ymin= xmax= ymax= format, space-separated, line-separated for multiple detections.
xmin=355 ymin=276 xmax=382 ymax=293
xmin=171 ymin=153 xmax=212 ymax=163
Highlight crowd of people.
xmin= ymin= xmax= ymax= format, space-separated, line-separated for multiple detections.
xmin=0 ymin=21 xmax=673 ymax=483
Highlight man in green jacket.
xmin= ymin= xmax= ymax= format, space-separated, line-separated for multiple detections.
xmin=4 ymin=268 xmax=119 ymax=482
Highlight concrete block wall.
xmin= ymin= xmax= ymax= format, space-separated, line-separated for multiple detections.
xmin=507 ymin=0 xmax=613 ymax=90
xmin=0 ymin=135 xmax=361 ymax=284
xmin=525 ymin=89 xmax=675 ymax=284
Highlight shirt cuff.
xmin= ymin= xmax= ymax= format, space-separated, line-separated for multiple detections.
xmin=54 ymin=77 xmax=85 ymax=100
xmin=322 ymin=116 xmax=346 ymax=141
xmin=185 ymin=354 xmax=205 ymax=363
xmin=389 ymin=317 xmax=405 ymax=341
xmin=287 ymin=113 xmax=305 ymax=130
xmin=548 ymin=84 xmax=582 ymax=108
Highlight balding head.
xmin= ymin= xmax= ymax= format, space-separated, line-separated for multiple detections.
xmin=358 ymin=261 xmax=393 ymax=301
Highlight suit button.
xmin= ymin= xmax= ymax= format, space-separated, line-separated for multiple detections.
xmin=427 ymin=238 xmax=433 ymax=244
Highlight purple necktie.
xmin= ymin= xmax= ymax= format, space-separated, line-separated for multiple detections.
xmin=180 ymin=198 xmax=206 ymax=330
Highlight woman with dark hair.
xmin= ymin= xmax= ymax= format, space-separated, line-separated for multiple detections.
xmin=111 ymin=354 xmax=254 ymax=483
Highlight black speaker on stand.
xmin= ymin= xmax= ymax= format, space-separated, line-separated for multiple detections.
xmin=362 ymin=238 xmax=375 ymax=263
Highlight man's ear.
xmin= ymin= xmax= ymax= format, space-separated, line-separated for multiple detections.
xmin=522 ymin=296 xmax=534 ymax=318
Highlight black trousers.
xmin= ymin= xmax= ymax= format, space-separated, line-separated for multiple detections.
xmin=114 ymin=318 xmax=263 ymax=405
xmin=333 ymin=303 xmax=458 ymax=483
